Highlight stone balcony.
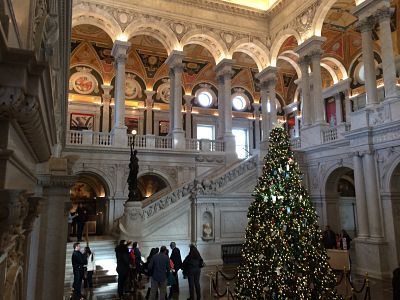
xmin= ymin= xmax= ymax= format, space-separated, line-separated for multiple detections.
xmin=66 ymin=130 xmax=225 ymax=153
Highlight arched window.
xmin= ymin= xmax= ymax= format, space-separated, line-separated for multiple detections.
xmin=197 ymin=91 xmax=213 ymax=107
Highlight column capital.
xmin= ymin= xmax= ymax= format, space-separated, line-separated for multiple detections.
xmin=215 ymin=58 xmax=235 ymax=78
xmin=295 ymin=36 xmax=326 ymax=58
xmin=355 ymin=17 xmax=376 ymax=33
xmin=101 ymin=84 xmax=113 ymax=96
xmin=252 ymin=103 xmax=261 ymax=115
xmin=165 ymin=50 xmax=184 ymax=69
xmin=375 ymin=6 xmax=394 ymax=22
xmin=111 ymin=40 xmax=131 ymax=62
xmin=183 ymin=94 xmax=194 ymax=105
xmin=256 ymin=66 xmax=277 ymax=84
xmin=144 ymin=90 xmax=156 ymax=100
xmin=352 ymin=0 xmax=391 ymax=20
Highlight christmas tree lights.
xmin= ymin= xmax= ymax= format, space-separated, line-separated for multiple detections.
xmin=236 ymin=127 xmax=340 ymax=299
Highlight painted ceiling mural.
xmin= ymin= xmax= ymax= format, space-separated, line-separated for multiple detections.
xmin=70 ymin=0 xmax=400 ymax=106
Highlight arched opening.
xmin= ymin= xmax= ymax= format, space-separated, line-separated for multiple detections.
xmin=138 ymin=173 xmax=171 ymax=200
xmin=70 ymin=172 xmax=110 ymax=236
xmin=389 ymin=162 xmax=400 ymax=265
xmin=275 ymin=37 xmax=301 ymax=138
xmin=325 ymin=167 xmax=356 ymax=238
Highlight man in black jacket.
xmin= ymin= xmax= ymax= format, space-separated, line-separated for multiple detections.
xmin=116 ymin=240 xmax=130 ymax=300
xmin=72 ymin=242 xmax=87 ymax=299
xmin=169 ymin=242 xmax=182 ymax=298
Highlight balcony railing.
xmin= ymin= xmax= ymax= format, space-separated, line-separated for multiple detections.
xmin=322 ymin=127 xmax=338 ymax=143
xmin=290 ymin=137 xmax=301 ymax=149
xmin=67 ymin=131 xmax=224 ymax=153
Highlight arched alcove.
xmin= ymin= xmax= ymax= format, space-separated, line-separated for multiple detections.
xmin=137 ymin=173 xmax=171 ymax=200
xmin=324 ymin=167 xmax=356 ymax=237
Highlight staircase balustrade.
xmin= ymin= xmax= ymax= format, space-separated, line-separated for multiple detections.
xmin=141 ymin=155 xmax=258 ymax=219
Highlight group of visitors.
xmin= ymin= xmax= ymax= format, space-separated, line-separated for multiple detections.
xmin=115 ymin=240 xmax=204 ymax=300
xmin=71 ymin=242 xmax=96 ymax=300
xmin=323 ymin=225 xmax=352 ymax=250
xmin=68 ymin=203 xmax=89 ymax=242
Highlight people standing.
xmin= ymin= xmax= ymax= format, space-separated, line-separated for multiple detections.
xmin=169 ymin=242 xmax=182 ymax=298
xmin=72 ymin=242 xmax=87 ymax=300
xmin=149 ymin=245 xmax=170 ymax=300
xmin=133 ymin=241 xmax=142 ymax=281
xmin=341 ymin=229 xmax=352 ymax=250
xmin=68 ymin=210 xmax=77 ymax=242
xmin=76 ymin=204 xmax=88 ymax=242
xmin=182 ymin=244 xmax=203 ymax=300
xmin=116 ymin=240 xmax=130 ymax=300
xmin=322 ymin=225 xmax=336 ymax=249
xmin=145 ymin=248 xmax=159 ymax=300
xmin=83 ymin=246 xmax=95 ymax=295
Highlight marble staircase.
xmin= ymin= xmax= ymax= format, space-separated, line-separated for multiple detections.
xmin=64 ymin=239 xmax=118 ymax=289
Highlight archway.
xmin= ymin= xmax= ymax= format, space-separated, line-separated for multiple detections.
xmin=70 ymin=172 xmax=110 ymax=236
xmin=389 ymin=162 xmax=400 ymax=265
xmin=138 ymin=173 xmax=171 ymax=200
xmin=324 ymin=167 xmax=356 ymax=237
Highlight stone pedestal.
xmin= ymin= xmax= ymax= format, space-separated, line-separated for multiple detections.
xmin=112 ymin=126 xmax=128 ymax=147
xmin=35 ymin=158 xmax=76 ymax=300
xmin=300 ymin=123 xmax=329 ymax=148
xmin=224 ymin=133 xmax=237 ymax=162
xmin=173 ymin=129 xmax=185 ymax=150
xmin=119 ymin=201 xmax=144 ymax=241
xmin=354 ymin=238 xmax=390 ymax=279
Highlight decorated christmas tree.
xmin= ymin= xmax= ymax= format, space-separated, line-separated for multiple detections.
xmin=236 ymin=127 xmax=339 ymax=299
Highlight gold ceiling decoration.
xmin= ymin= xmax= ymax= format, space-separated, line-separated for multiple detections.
xmin=220 ymin=0 xmax=279 ymax=11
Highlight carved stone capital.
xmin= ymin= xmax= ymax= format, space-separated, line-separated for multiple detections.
xmin=111 ymin=40 xmax=131 ymax=62
xmin=0 ymin=87 xmax=25 ymax=119
xmin=375 ymin=7 xmax=394 ymax=23
xmin=36 ymin=174 xmax=77 ymax=188
xmin=23 ymin=197 xmax=43 ymax=233
xmin=356 ymin=17 xmax=376 ymax=33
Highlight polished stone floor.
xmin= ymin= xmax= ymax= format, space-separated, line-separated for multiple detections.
xmin=64 ymin=265 xmax=393 ymax=300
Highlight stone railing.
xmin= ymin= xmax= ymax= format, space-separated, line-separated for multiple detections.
xmin=290 ymin=137 xmax=301 ymax=149
xmin=322 ymin=127 xmax=338 ymax=143
xmin=140 ymin=155 xmax=258 ymax=219
xmin=66 ymin=130 xmax=113 ymax=147
xmin=67 ymin=131 xmax=224 ymax=153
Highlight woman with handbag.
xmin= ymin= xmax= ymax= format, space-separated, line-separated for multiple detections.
xmin=182 ymin=245 xmax=204 ymax=300
xmin=83 ymin=246 xmax=95 ymax=295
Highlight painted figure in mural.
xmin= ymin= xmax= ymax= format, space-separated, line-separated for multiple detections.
xmin=127 ymin=143 xmax=139 ymax=201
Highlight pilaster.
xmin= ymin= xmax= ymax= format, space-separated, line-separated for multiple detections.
xmin=111 ymin=40 xmax=130 ymax=147
xmin=101 ymin=84 xmax=113 ymax=132
xmin=183 ymin=95 xmax=194 ymax=138
xmin=166 ymin=50 xmax=185 ymax=150
xmin=144 ymin=90 xmax=155 ymax=135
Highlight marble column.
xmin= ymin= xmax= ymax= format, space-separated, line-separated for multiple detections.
xmin=363 ymin=150 xmax=383 ymax=238
xmin=144 ymin=90 xmax=155 ymax=135
xmin=215 ymin=59 xmax=236 ymax=161
xmin=35 ymin=162 xmax=76 ymax=300
xmin=259 ymin=81 xmax=270 ymax=141
xmin=344 ymin=90 xmax=352 ymax=123
xmin=138 ymin=108 xmax=145 ymax=135
xmin=165 ymin=50 xmax=185 ymax=149
xmin=101 ymin=84 xmax=113 ymax=132
xmin=252 ymin=103 xmax=261 ymax=150
xmin=298 ymin=57 xmax=313 ymax=126
xmin=352 ymin=152 xmax=369 ymax=238
xmin=267 ymin=75 xmax=278 ymax=130
xmin=111 ymin=40 xmax=130 ymax=146
xmin=358 ymin=18 xmax=379 ymax=106
xmin=256 ymin=66 xmax=278 ymax=140
xmin=376 ymin=6 xmax=399 ymax=100
xmin=310 ymin=48 xmax=326 ymax=123
xmin=217 ymin=76 xmax=225 ymax=139
xmin=334 ymin=93 xmax=343 ymax=124
xmin=168 ymin=69 xmax=175 ymax=136
xmin=183 ymin=95 xmax=194 ymax=138
xmin=294 ymin=114 xmax=300 ymax=137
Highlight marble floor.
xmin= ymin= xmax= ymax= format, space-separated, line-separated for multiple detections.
xmin=64 ymin=265 xmax=393 ymax=300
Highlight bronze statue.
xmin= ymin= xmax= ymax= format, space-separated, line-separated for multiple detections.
xmin=127 ymin=142 xmax=140 ymax=201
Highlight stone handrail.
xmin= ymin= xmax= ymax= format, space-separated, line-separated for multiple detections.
xmin=140 ymin=155 xmax=258 ymax=219
xmin=66 ymin=130 xmax=112 ymax=147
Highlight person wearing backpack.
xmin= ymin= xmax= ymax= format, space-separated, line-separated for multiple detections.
xmin=83 ymin=246 xmax=95 ymax=295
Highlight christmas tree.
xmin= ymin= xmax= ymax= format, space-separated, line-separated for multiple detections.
xmin=236 ymin=127 xmax=340 ymax=299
